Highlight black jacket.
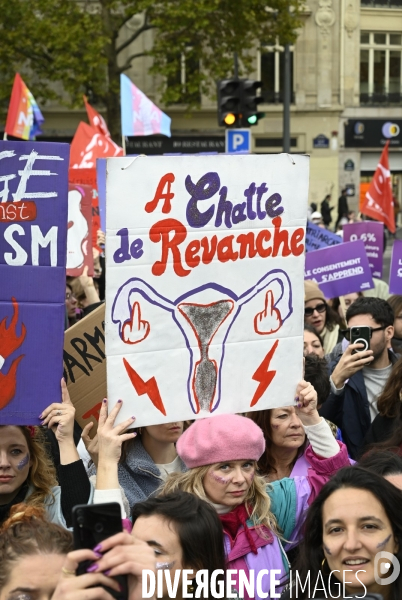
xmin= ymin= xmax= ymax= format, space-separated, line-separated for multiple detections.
xmin=320 ymin=350 xmax=399 ymax=460
xmin=362 ymin=413 xmax=398 ymax=450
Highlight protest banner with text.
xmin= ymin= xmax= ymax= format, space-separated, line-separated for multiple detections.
xmin=305 ymin=221 xmax=342 ymax=252
xmin=63 ymin=305 xmax=106 ymax=434
xmin=67 ymin=182 xmax=93 ymax=276
xmin=106 ymin=154 xmax=309 ymax=426
xmin=0 ymin=141 xmax=69 ymax=424
xmin=389 ymin=240 xmax=402 ymax=295
xmin=305 ymin=240 xmax=374 ymax=298
xmin=343 ymin=221 xmax=384 ymax=279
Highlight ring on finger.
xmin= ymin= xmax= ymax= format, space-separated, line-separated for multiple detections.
xmin=61 ymin=566 xmax=76 ymax=575
xmin=56 ymin=410 xmax=62 ymax=416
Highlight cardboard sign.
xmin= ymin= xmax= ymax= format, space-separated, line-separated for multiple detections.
xmin=306 ymin=221 xmax=342 ymax=252
xmin=105 ymin=154 xmax=310 ymax=426
xmin=67 ymin=183 xmax=94 ymax=276
xmin=343 ymin=221 xmax=384 ymax=279
xmin=69 ymin=168 xmax=101 ymax=252
xmin=0 ymin=140 xmax=69 ymax=424
xmin=305 ymin=240 xmax=374 ymax=298
xmin=63 ymin=305 xmax=106 ymax=434
xmin=389 ymin=240 xmax=402 ymax=295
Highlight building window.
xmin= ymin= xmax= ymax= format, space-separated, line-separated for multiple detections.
xmin=360 ymin=32 xmax=402 ymax=104
xmin=361 ymin=0 xmax=402 ymax=7
xmin=260 ymin=42 xmax=294 ymax=104
xmin=166 ymin=50 xmax=200 ymax=105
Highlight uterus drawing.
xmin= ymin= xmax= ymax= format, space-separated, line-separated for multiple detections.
xmin=111 ymin=269 xmax=292 ymax=415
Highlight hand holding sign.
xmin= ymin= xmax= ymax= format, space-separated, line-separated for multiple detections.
xmin=122 ymin=302 xmax=150 ymax=344
xmin=97 ymin=399 xmax=136 ymax=465
xmin=254 ymin=290 xmax=282 ymax=334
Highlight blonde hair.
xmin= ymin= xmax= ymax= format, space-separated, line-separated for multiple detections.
xmin=159 ymin=462 xmax=279 ymax=536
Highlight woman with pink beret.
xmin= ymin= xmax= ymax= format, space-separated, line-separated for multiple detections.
xmin=161 ymin=381 xmax=350 ymax=599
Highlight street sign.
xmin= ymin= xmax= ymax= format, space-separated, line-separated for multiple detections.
xmin=225 ymin=129 xmax=251 ymax=153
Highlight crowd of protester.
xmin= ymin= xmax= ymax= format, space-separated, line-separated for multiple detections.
xmin=2 ymin=228 xmax=402 ymax=600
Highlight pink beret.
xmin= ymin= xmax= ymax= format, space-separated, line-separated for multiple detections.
xmin=176 ymin=414 xmax=265 ymax=469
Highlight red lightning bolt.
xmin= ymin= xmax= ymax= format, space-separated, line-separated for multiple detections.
xmin=250 ymin=340 xmax=279 ymax=407
xmin=123 ymin=358 xmax=166 ymax=416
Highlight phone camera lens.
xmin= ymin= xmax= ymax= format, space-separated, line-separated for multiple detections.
xmin=94 ymin=522 xmax=104 ymax=534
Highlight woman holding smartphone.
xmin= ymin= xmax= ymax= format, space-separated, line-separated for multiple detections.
xmin=52 ymin=492 xmax=230 ymax=600
xmin=0 ymin=503 xmax=154 ymax=600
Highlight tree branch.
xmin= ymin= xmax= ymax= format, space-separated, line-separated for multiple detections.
xmin=116 ymin=19 xmax=155 ymax=55
xmin=118 ymin=52 xmax=147 ymax=73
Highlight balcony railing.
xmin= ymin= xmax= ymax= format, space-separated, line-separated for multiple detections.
xmin=360 ymin=92 xmax=402 ymax=104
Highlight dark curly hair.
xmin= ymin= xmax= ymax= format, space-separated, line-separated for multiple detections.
xmin=346 ymin=296 xmax=394 ymax=328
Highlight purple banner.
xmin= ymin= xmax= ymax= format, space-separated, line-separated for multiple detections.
xmin=305 ymin=240 xmax=374 ymax=298
xmin=0 ymin=140 xmax=69 ymax=424
xmin=305 ymin=221 xmax=342 ymax=252
xmin=343 ymin=221 xmax=384 ymax=279
xmin=389 ymin=240 xmax=402 ymax=295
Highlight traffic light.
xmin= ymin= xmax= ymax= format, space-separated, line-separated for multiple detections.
xmin=240 ymin=79 xmax=264 ymax=127
xmin=217 ymin=78 xmax=264 ymax=128
xmin=217 ymin=79 xmax=242 ymax=127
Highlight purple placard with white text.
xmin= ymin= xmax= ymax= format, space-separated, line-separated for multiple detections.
xmin=0 ymin=140 xmax=69 ymax=424
xmin=343 ymin=221 xmax=384 ymax=279
xmin=305 ymin=221 xmax=342 ymax=252
xmin=305 ymin=240 xmax=374 ymax=298
xmin=389 ymin=240 xmax=402 ymax=294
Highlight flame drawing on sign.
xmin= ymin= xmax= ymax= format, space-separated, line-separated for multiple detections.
xmin=112 ymin=269 xmax=292 ymax=415
xmin=0 ymin=298 xmax=26 ymax=410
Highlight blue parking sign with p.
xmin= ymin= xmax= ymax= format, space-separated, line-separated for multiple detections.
xmin=226 ymin=129 xmax=251 ymax=154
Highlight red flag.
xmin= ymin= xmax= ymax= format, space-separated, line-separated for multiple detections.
xmin=83 ymin=95 xmax=111 ymax=138
xmin=361 ymin=141 xmax=395 ymax=233
xmin=70 ymin=122 xmax=123 ymax=169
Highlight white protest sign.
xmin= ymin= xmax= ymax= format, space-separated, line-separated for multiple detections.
xmin=106 ymin=154 xmax=309 ymax=426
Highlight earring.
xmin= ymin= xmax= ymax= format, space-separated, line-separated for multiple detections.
xmin=321 ymin=557 xmax=326 ymax=569
xmin=188 ymin=580 xmax=196 ymax=593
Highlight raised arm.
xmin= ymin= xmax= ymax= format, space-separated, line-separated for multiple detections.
xmin=94 ymin=399 xmax=136 ymax=518
xmin=40 ymin=378 xmax=91 ymax=526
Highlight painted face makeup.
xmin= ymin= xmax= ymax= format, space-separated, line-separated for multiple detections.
xmin=208 ymin=471 xmax=232 ymax=485
xmin=322 ymin=488 xmax=398 ymax=597
xmin=203 ymin=460 xmax=255 ymax=507
xmin=377 ymin=534 xmax=392 ymax=549
xmin=156 ymin=561 xmax=176 ymax=570
xmin=17 ymin=454 xmax=30 ymax=470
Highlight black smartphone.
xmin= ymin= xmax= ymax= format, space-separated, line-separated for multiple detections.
xmin=350 ymin=325 xmax=371 ymax=354
xmin=72 ymin=502 xmax=128 ymax=600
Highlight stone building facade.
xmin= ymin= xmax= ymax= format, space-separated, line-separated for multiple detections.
xmin=40 ymin=0 xmax=402 ymax=217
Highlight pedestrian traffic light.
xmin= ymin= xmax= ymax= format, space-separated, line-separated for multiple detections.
xmin=217 ymin=79 xmax=242 ymax=127
xmin=240 ymin=79 xmax=264 ymax=127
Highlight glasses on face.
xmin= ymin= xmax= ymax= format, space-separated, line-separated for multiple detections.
xmin=65 ymin=292 xmax=76 ymax=300
xmin=304 ymin=302 xmax=326 ymax=318
xmin=342 ymin=326 xmax=386 ymax=342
